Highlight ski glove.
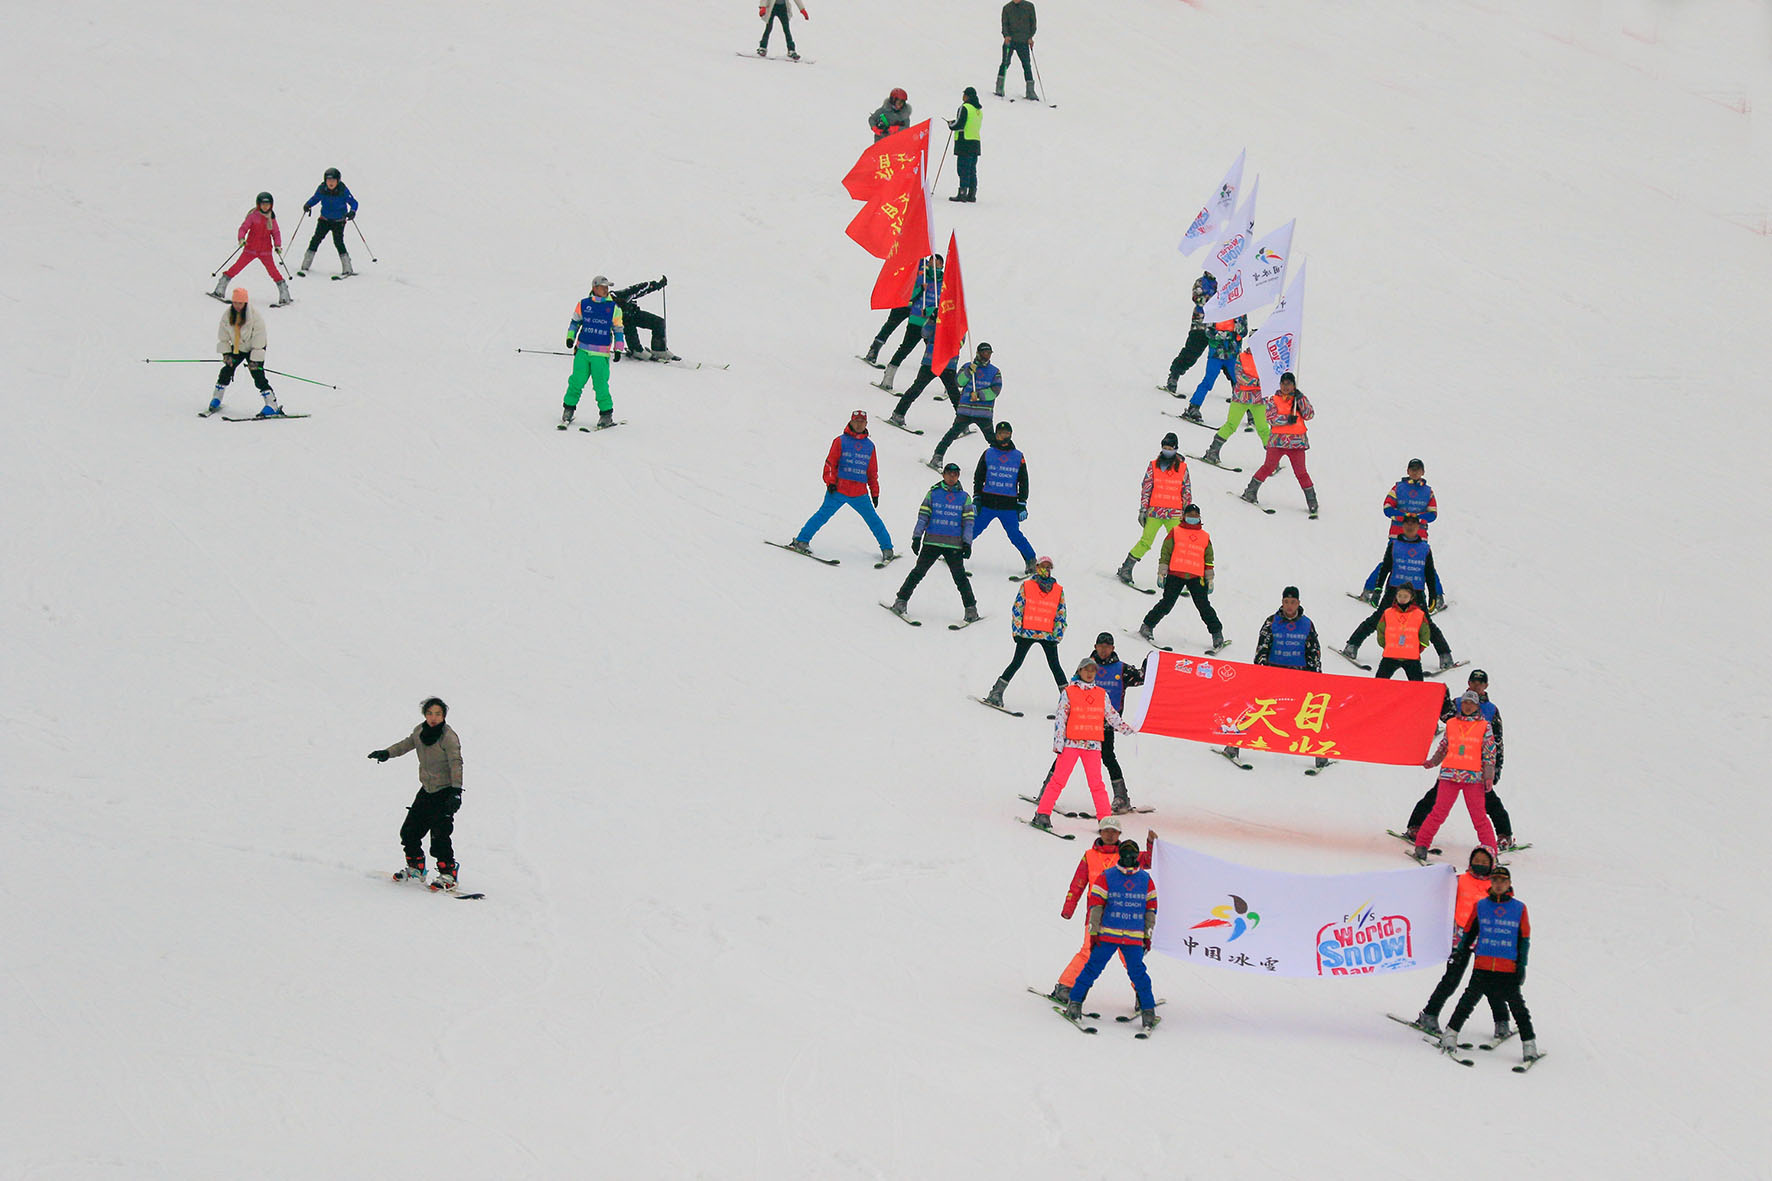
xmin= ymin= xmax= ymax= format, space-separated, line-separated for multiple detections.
xmin=961 ymin=543 xmax=972 ymax=559
xmin=368 ymin=750 xmax=390 ymax=762
xmin=911 ymin=536 xmax=922 ymax=555
xmin=1018 ymin=507 xmax=1028 ymax=522
xmin=1204 ymin=569 xmax=1215 ymax=592
xmin=566 ymin=341 xmax=576 ymax=351
xmin=448 ymin=789 xmax=463 ymax=815
xmin=611 ymin=350 xmax=621 ymax=362
xmin=658 ymin=275 xmax=667 ymax=287
xmin=826 ymin=484 xmax=837 ymax=494
xmin=871 ymin=493 xmax=879 ymax=507
xmin=1138 ymin=511 xmax=1148 ymax=526
xmin=1514 ymin=967 xmax=1526 ymax=987
xmin=347 ymin=211 xmax=355 ymax=221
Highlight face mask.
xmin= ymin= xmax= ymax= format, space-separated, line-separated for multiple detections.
xmin=1160 ymin=448 xmax=1178 ymax=459
xmin=1469 ymin=862 xmax=1492 ymax=879
xmin=1184 ymin=515 xmax=1200 ymax=526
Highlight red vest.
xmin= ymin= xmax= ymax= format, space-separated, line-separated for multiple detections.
xmin=1168 ymin=527 xmax=1210 ymax=578
xmin=1382 ymin=605 xmax=1423 ymax=659
xmin=1019 ymin=579 xmax=1063 ymax=634
xmin=1148 ymin=461 xmax=1189 ymax=511
xmin=1444 ymin=717 xmax=1487 ymax=773
xmin=1064 ymin=684 xmax=1108 ymax=740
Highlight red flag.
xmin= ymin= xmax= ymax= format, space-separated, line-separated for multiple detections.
xmin=842 ymin=121 xmax=931 ymax=201
xmin=869 ymin=186 xmax=930 ymax=309
xmin=844 ymin=179 xmax=923 ymax=260
xmin=930 ymin=232 xmax=967 ymax=373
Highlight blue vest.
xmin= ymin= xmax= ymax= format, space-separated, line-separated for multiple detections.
xmin=1392 ymin=479 xmax=1434 ymax=518
xmin=572 ymin=298 xmax=618 ymax=350
xmin=956 ymin=362 xmax=1000 ymax=419
xmin=1266 ymin=611 xmax=1313 ymax=668
xmin=836 ymin=432 xmax=874 ymax=484
xmin=982 ymin=446 xmax=1023 ymax=498
xmin=1389 ymin=538 xmax=1431 ymax=591
xmin=1473 ymin=896 xmax=1526 ymax=962
xmin=924 ymin=484 xmax=969 ymax=539
xmin=1477 ymin=699 xmax=1496 ymax=722
xmin=1094 ymin=657 xmax=1127 ymax=712
xmin=1097 ymin=866 xmax=1154 ymax=943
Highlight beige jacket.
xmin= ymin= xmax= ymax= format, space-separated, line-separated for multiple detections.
xmin=385 ymin=724 xmax=463 ymax=794
xmin=216 ymin=305 xmax=268 ymax=362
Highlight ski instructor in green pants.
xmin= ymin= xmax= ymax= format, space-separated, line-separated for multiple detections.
xmin=561 ymin=275 xmax=625 ymax=429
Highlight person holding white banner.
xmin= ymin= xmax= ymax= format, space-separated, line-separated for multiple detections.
xmin=1160 ymin=273 xmax=1217 ymax=395
xmin=1062 ymin=840 xmax=1161 ymax=1032
xmin=1178 ymin=314 xmax=1247 ymax=424
xmin=1200 ymin=349 xmax=1269 ymax=468
xmin=1239 ymin=372 xmax=1318 ymax=517
xmin=1028 ymin=658 xmax=1135 ymax=829
xmin=1411 ymin=846 xmax=1512 ymax=1039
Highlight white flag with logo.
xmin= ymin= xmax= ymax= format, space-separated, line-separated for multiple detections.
xmin=1244 ymin=259 xmax=1306 ymax=395
xmin=1178 ymin=149 xmax=1246 ymax=256
xmin=1200 ymin=219 xmax=1295 ymax=323
xmin=1203 ymin=175 xmax=1259 ymax=282
xmin=1150 ymin=839 xmax=1456 ymax=979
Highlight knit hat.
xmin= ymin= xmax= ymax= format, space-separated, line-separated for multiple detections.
xmin=1096 ymin=631 xmax=1114 ymax=645
xmin=942 ymin=462 xmax=961 ymax=473
xmin=230 ymin=287 xmax=248 ymax=302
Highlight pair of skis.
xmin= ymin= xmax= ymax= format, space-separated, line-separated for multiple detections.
xmin=1389 ymin=1015 xmax=1544 ymax=1071
xmin=764 ymin=541 xmax=904 ymax=570
xmin=880 ymin=601 xmax=982 ymax=630
xmin=1036 ymin=990 xmax=1162 ymax=1036
xmin=1016 ymin=794 xmax=1153 ymax=819
xmin=558 ymin=419 xmax=626 ymax=432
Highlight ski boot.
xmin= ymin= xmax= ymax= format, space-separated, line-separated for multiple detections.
xmin=1063 ymin=998 xmax=1083 ymax=1021
xmin=1221 ymin=744 xmax=1240 ymax=759
xmin=1338 ymin=643 xmax=1361 ymax=662
xmin=1358 ymin=588 xmax=1380 ymax=605
xmin=1494 ymin=1020 xmax=1513 ymax=1042
xmin=924 ymin=457 xmax=943 ymax=472
xmin=1024 ymin=81 xmax=1038 ymax=100
xmin=963 ymin=605 xmax=982 ymax=623
xmin=1209 ymin=631 xmax=1226 ymax=651
xmin=393 ymin=856 xmax=426 ymax=885
xmin=1410 ymin=844 xmax=1431 ymax=864
xmin=1162 ymin=378 xmax=1179 ymax=394
xmin=1239 ymin=477 xmax=1262 ymax=504
xmin=1111 ymin=782 xmax=1133 ymax=815
xmin=1141 ymin=1008 xmax=1160 ymax=1032
xmin=597 ymin=409 xmax=615 ymax=429
xmin=1402 ymin=826 xmax=1419 ymax=843
xmin=875 ymin=362 xmax=899 ymax=391
xmin=430 ymin=860 xmax=458 ymax=892
xmin=983 ymin=677 xmax=1009 ymax=707
xmin=862 ymin=341 xmax=882 ymax=364
xmin=879 ymin=547 xmax=896 ymax=563
xmin=341 ymin=252 xmax=355 ymax=276
xmin=887 ymin=597 xmax=910 ymax=617
xmin=1305 ymin=486 xmax=1319 ymax=519
xmin=273 ymin=280 xmax=294 ymax=307
xmin=209 ymin=274 xmax=228 ymax=299
xmin=1115 ymin=555 xmax=1137 ymax=585
xmin=1414 ymin=1010 xmax=1441 ymax=1035
xmin=1496 ymin=835 xmax=1515 ymax=852
xmin=1437 ymin=652 xmax=1459 ymax=673
xmin=1521 ymin=1039 xmax=1540 ymax=1062
xmin=206 ymin=385 xmax=225 ymax=414
xmin=787 ymin=50 xmax=800 ymax=61
xmin=652 ymin=344 xmax=679 ymax=361
xmin=755 ymin=46 xmax=766 ymax=56
xmin=1047 ymin=983 xmax=1071 ymax=1003
xmin=1438 ymin=1027 xmax=1460 ymax=1052
xmin=257 ymin=391 xmax=283 ymax=418
xmin=298 ymin=249 xmax=315 ymax=276
xmin=786 ymin=539 xmax=813 ymax=555
xmin=629 ymin=347 xmax=652 ymax=361
xmin=1030 ymin=812 xmax=1054 ymax=832
xmin=993 ymin=75 xmax=1006 ymax=98
xmin=1179 ymin=405 xmax=1205 ymax=424
xmin=1137 ymin=622 xmax=1156 ymax=644
xmin=1201 ymin=436 xmax=1225 ymax=465
xmin=1313 ymin=757 xmax=1331 ymax=770
xmin=560 ymin=404 xmax=576 ymax=428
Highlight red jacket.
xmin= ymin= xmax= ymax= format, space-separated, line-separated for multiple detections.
xmin=822 ymin=425 xmax=880 ymax=499
xmin=237 ymin=209 xmax=282 ymax=253
xmin=1061 ymin=838 xmax=1151 ymax=919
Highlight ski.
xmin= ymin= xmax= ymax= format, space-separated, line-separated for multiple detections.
xmin=1332 ymin=647 xmax=1373 ymax=671
xmin=1462 ymin=1030 xmax=1518 ymax=1052
xmin=1053 ymin=1006 xmax=1097 ymax=1033
xmin=1216 ymin=747 xmax=1253 ymax=771
xmin=1427 ymin=600 xmax=1455 ymax=616
xmin=578 ymin=420 xmax=627 ymax=432
xmin=330 ymin=272 xmax=360 ymax=281
xmin=1207 ymin=638 xmax=1233 ymax=656
xmin=869 ymin=378 xmax=896 ymax=393
xmin=1344 ymin=591 xmax=1381 ymax=607
xmin=1513 ymin=1052 xmax=1547 ymax=1074
xmin=1154 ymin=385 xmax=1182 ymax=396
xmin=1016 ymin=794 xmax=1092 ymax=820
xmin=972 ymin=696 xmax=1024 ymax=717
xmin=1188 ymin=454 xmax=1244 ymax=473
xmin=947 ymin=617 xmax=984 ymax=630
xmin=1017 ymin=817 xmax=1076 ymax=840
xmin=879 ymin=601 xmax=921 ymax=626
xmin=1026 ymin=987 xmax=1098 ymax=1018
xmin=1131 ymin=629 xmax=1173 ymax=653
xmin=1113 ymin=1000 xmax=1168 ymax=1022
xmin=881 ymin=420 xmax=924 ymax=436
xmin=736 ymin=51 xmax=814 ymax=64
xmin=198 ymin=406 xmax=223 ymax=417
xmin=1227 ymin=490 xmax=1276 ymax=514
xmin=1386 ymin=1013 xmax=1435 ymax=1035
xmin=855 ymin=354 xmax=886 ymax=369
xmin=1103 ymin=572 xmax=1157 ymax=595
xmin=1424 ymin=1036 xmax=1475 ymax=1066
xmin=206 ymin=290 xmax=232 ymax=302
xmin=1304 ymin=760 xmax=1334 ymax=776
xmin=222 ymin=413 xmax=310 ymax=421
xmin=1425 ymin=661 xmax=1472 ymax=679
xmin=874 ymin=553 xmax=903 ymax=569
xmin=1385 ymin=830 xmax=1442 ymax=855
xmin=1498 ymin=843 xmax=1534 ymax=853
xmin=764 ymin=540 xmax=839 ymax=565
xmin=1134 ymin=1019 xmax=1159 ymax=1039
xmin=381 ymin=871 xmax=485 ymax=900
xmin=1161 ymin=411 xmax=1217 ymax=429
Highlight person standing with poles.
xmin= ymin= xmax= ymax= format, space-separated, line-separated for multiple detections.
xmin=982 ymin=555 xmax=1066 ymax=709
xmin=888 ymin=462 xmax=980 ymax=623
xmin=209 ymin=192 xmax=293 ymax=308
xmin=1062 ymin=840 xmax=1162 ymax=1034
xmin=561 ymin=275 xmax=625 ymax=429
xmin=297 ymin=168 xmax=359 ymax=278
xmin=997 ymin=0 xmax=1037 ymax=100
xmin=1029 ymin=658 xmax=1138 ymax=827
xmin=926 ymin=343 xmax=1001 ymax=469
xmin=786 ymin=410 xmax=895 ymax=562
xmin=1436 ymin=865 xmax=1541 ymax=1066
xmin=367 ymin=697 xmax=465 ymax=892
xmin=757 ymin=0 xmax=809 ymax=60
xmin=1138 ymin=504 xmax=1225 ymax=652
xmin=204 ymin=287 xmax=281 ymax=417
xmin=1115 ymin=433 xmax=1192 ymax=589
xmin=1239 ymin=371 xmax=1318 ymax=517
xmin=947 ymin=87 xmax=983 ymax=202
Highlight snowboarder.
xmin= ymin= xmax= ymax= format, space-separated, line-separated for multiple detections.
xmin=968 ymin=420 xmax=1038 ymax=573
xmin=1178 ymin=312 xmax=1246 ymax=423
xmin=889 ymin=462 xmax=979 ymax=621
xmin=1224 ymin=587 xmax=1325 ymax=765
xmin=1030 ymin=658 xmax=1138 ymax=824
xmin=1437 ymin=865 xmax=1539 ymax=1065
xmin=367 ymin=697 xmax=464 ymax=891
xmin=757 ymin=0 xmax=808 ymax=59
xmin=1411 ymin=846 xmax=1510 ymax=1038
xmin=889 ymin=318 xmax=960 ymax=422
xmin=206 ymin=287 xmax=282 ymax=417
xmin=210 ymin=192 xmax=293 ymax=308
xmin=298 ymin=168 xmax=359 ymax=277
xmin=1239 ymin=371 xmax=1317 ymax=516
xmin=875 ymin=255 xmax=942 ymax=390
xmin=1411 ymin=689 xmax=1498 ymax=860
xmin=1042 ymin=632 xmax=1146 ymax=812
xmin=1342 ymin=518 xmax=1456 ymax=670
xmin=1138 ymin=504 xmax=1224 ymax=651
xmin=1062 ymin=840 xmax=1162 ymax=1032
xmin=1114 ymin=434 xmax=1192 ymax=588
xmin=1200 ymin=349 xmax=1269 ymax=466
xmin=1162 ymin=273 xmax=1217 ymax=394
xmin=869 ymin=87 xmax=912 ymax=141
xmin=1363 ymin=583 xmax=1436 ymax=681
xmin=1043 ymin=815 xmax=1155 ymax=1001
xmin=983 ymin=555 xmax=1065 ymax=707
xmin=1404 ymin=670 xmax=1515 ymax=848
xmin=926 ymin=343 xmax=1001 ymax=468
xmin=997 ymin=0 xmax=1038 ymax=100
xmin=561 ymin=275 xmax=625 ymax=429
xmin=948 ymin=87 xmax=983 ymax=201
xmin=613 ymin=276 xmax=676 ymax=360
xmin=1381 ymin=458 xmax=1437 ymax=538
xmin=1356 ymin=513 xmax=1447 ymax=612
xmin=787 ymin=410 xmax=895 ymax=561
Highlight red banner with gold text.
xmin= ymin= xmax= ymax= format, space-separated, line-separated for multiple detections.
xmin=842 ymin=121 xmax=932 ymax=201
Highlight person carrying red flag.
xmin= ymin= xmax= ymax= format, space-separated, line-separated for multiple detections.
xmin=869 ymin=88 xmax=912 ymax=141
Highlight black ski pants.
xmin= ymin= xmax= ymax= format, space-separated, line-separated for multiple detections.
xmin=1375 ymin=657 xmax=1424 ymax=681
xmin=1450 ymin=968 xmax=1533 ymax=1039
xmin=999 ymin=41 xmax=1033 ymax=82
xmin=1045 ymin=727 xmax=1123 ymax=788
xmin=216 ymin=352 xmax=272 ymax=392
xmin=887 ymin=319 xmax=924 ymax=367
xmin=1348 ymin=587 xmax=1450 ymax=657
xmin=871 ymin=306 xmax=910 ymax=351
xmin=1144 ymin=573 xmax=1222 ymax=638
xmin=760 ymin=3 xmax=796 ymax=52
xmin=931 ymin=413 xmax=990 ymax=462
xmin=1001 ymin=636 xmax=1065 ymax=688
xmin=1423 ymin=949 xmax=1507 ymax=1024
xmin=1409 ymin=783 xmax=1512 ymax=838
xmin=897 ymin=544 xmax=975 ymax=608
xmin=620 ymin=305 xmax=666 ymax=352
xmin=1168 ymin=325 xmax=1208 ymax=385
xmin=306 ymin=217 xmax=348 ymax=257
xmin=400 ymin=787 xmax=461 ymax=866
xmin=894 ymin=365 xmax=960 ymax=417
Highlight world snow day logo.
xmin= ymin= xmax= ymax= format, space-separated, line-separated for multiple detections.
xmin=1315 ymin=900 xmax=1417 ymax=975
xmin=1185 ymin=208 xmax=1211 ymax=238
xmin=1265 ymin=332 xmax=1295 ymax=370
xmin=1192 ymin=894 xmax=1262 ymax=941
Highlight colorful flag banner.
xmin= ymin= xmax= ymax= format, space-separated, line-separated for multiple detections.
xmin=842 ymin=121 xmax=931 ymax=201
xmin=930 ymin=232 xmax=967 ymax=373
xmin=1200 ymin=219 xmax=1295 ymax=323
xmin=869 ymin=184 xmax=931 ymax=309
xmin=1178 ymin=149 xmax=1246 ymax=256
xmin=1243 ymin=259 xmax=1306 ymax=394
xmin=1204 ymin=174 xmax=1260 ymax=282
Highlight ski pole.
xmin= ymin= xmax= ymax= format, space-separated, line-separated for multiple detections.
xmin=931 ymin=135 xmax=952 ymax=188
xmin=515 ymin=348 xmax=574 ymax=356
xmin=263 ymin=368 xmax=337 ymax=388
xmin=352 ymin=219 xmax=378 ymax=262
xmin=211 ymin=242 xmax=244 ymax=276
xmin=1031 ymin=50 xmax=1052 ymax=107
xmin=285 ymin=207 xmax=311 ymax=267
xmin=143 ymin=358 xmax=216 ymax=364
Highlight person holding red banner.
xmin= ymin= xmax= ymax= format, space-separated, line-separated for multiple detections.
xmin=1137 ymin=504 xmax=1225 ymax=653
xmin=1239 ymin=372 xmax=1319 ymax=517
xmin=1221 ymin=586 xmax=1326 ymax=768
xmin=926 ymin=344 xmax=1000 ymax=469
xmin=1030 ymin=658 xmax=1137 ymax=828
xmin=786 ymin=410 xmax=895 ymax=563
xmin=1411 ymin=689 xmax=1498 ymax=861
xmin=1115 ymin=434 xmax=1192 ymax=589
xmin=1041 ymin=632 xmax=1144 ymax=812
xmin=1041 ymin=815 xmax=1156 ymax=1003
xmin=983 ymin=555 xmax=1065 ymax=708
xmin=868 ymin=87 xmax=912 ymax=141
xmin=1342 ymin=516 xmax=1456 ymax=672
xmin=874 ymin=255 xmax=942 ymax=391
xmin=1372 ymin=584 xmax=1433 ymax=681
xmin=1404 ymin=669 xmax=1515 ymax=849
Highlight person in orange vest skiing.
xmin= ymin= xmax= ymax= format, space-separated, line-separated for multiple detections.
xmin=982 ymin=555 xmax=1066 ymax=709
xmin=1410 ymin=689 xmax=1498 ymax=861
xmin=1199 ymin=349 xmax=1267 ymax=469
xmin=1137 ymin=504 xmax=1225 ymax=652
xmin=1115 ymin=433 xmax=1192 ymax=589
xmin=1239 ymin=372 xmax=1318 ymax=517
xmin=1435 ymin=864 xmax=1540 ymax=1067
xmin=1028 ymin=657 xmax=1137 ymax=829
xmin=1407 ymin=846 xmax=1513 ymax=1041
xmin=1372 ymin=583 xmax=1433 ymax=681
xmin=1039 ymin=816 xmax=1157 ymax=1002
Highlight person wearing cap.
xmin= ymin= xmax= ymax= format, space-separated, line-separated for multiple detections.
xmin=757 ymin=0 xmax=809 ymax=60
xmin=947 ymin=87 xmax=983 ymax=202
xmin=1180 ymin=311 xmax=1248 ymax=423
xmin=889 ymin=462 xmax=979 ymax=621
xmin=1223 ymin=587 xmax=1325 ymax=765
xmin=1030 ymin=657 xmax=1137 ymax=826
xmin=1139 ymin=504 xmax=1224 ymax=651
xmin=562 ymin=276 xmax=626 ymax=429
xmin=1200 ymin=347 xmax=1270 ymax=467
xmin=1412 ymin=846 xmax=1512 ymax=1039
xmin=926 ymin=343 xmax=1000 ymax=468
xmin=1063 ymin=840 xmax=1162 ymax=1032
xmin=1115 ymin=435 xmax=1193 ymax=587
xmin=207 ymin=286 xmax=280 ymax=417
xmin=869 ymin=87 xmax=912 ymax=141
xmin=1366 ymin=583 xmax=1434 ymax=681
xmin=1043 ymin=815 xmax=1157 ymax=1002
xmin=1040 ymin=633 xmax=1145 ymax=812
xmin=297 ymin=167 xmax=358 ymax=278
xmin=1162 ymin=273 xmax=1218 ymax=395
xmin=1410 ymin=689 xmax=1498 ymax=860
xmin=1239 ymin=372 xmax=1318 ymax=516
xmin=983 ymin=555 xmax=1065 ymax=707
xmin=968 ymin=420 xmax=1039 ymax=575
xmin=997 ymin=0 xmax=1038 ymax=101
xmin=1355 ymin=512 xmax=1447 ymax=612
xmin=1381 ymin=459 xmax=1437 ymax=539
xmin=874 ymin=254 xmax=942 ymax=391
xmin=1437 ymin=865 xmax=1539 ymax=1065
xmin=788 ymin=411 xmax=895 ymax=562
xmin=1404 ymin=670 xmax=1514 ymax=849
xmin=888 ymin=318 xmax=961 ymax=423
xmin=612 ymin=276 xmax=676 ymax=361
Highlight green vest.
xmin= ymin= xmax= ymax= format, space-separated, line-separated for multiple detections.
xmin=955 ymin=103 xmax=981 ymax=143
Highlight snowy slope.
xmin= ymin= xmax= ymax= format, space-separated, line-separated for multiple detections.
xmin=4 ymin=0 xmax=1771 ymax=1175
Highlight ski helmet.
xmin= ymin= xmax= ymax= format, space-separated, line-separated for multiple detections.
xmin=256 ymin=191 xmax=273 ymax=205
xmin=324 ymin=167 xmax=341 ymax=181
xmin=889 ymin=87 xmax=907 ymax=103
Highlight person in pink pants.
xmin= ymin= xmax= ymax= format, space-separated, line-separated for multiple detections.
xmin=1239 ymin=371 xmax=1318 ymax=517
xmin=210 ymin=192 xmax=293 ymax=307
xmin=1411 ymin=690 xmax=1498 ymax=861
xmin=1029 ymin=658 xmax=1136 ymax=830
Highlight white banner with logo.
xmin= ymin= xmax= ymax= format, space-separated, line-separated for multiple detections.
xmin=1203 ymin=174 xmax=1259 ymax=282
xmin=1178 ymin=149 xmax=1246 ymax=256
xmin=1243 ymin=259 xmax=1306 ymax=394
xmin=1201 ymin=218 xmax=1294 ymax=323
xmin=1150 ymin=839 xmax=1455 ymax=978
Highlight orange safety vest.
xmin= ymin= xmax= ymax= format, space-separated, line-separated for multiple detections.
xmin=1064 ymin=683 xmax=1108 ymax=741
xmin=1213 ymin=318 xmax=1238 ymax=333
xmin=1454 ymin=871 xmax=1488 ymax=929
xmin=1381 ymin=605 xmax=1423 ymax=659
xmin=1444 ymin=716 xmax=1487 ymax=773
xmin=1269 ymin=392 xmax=1307 ymax=436
xmin=1147 ymin=461 xmax=1189 ymax=512
xmin=1168 ymin=527 xmax=1210 ymax=578
xmin=1019 ymin=579 xmax=1063 ymax=633
xmin=1233 ymin=352 xmax=1259 ymax=398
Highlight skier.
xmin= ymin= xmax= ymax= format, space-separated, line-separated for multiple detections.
xmin=1177 ymin=312 xmax=1246 ymax=423
xmin=297 ymin=167 xmax=359 ymax=277
xmin=1138 ymin=504 xmax=1224 ymax=652
xmin=206 ymin=287 xmax=282 ymax=417
xmin=1356 ymin=513 xmax=1447 ymax=612
xmin=1042 ymin=632 xmax=1146 ymax=813
xmin=367 ymin=697 xmax=464 ymax=891
xmin=983 ymin=555 xmax=1065 ymax=707
xmin=1381 ymin=458 xmax=1437 ymax=538
xmin=1161 ymin=273 xmax=1217 ymax=395
xmin=210 ymin=192 xmax=293 ymax=308
xmin=1200 ymin=349 xmax=1268 ymax=467
xmin=1410 ymin=689 xmax=1498 ymax=860
xmin=1411 ymin=846 xmax=1511 ymax=1038
xmin=561 ymin=276 xmax=625 ymax=429
xmin=926 ymin=343 xmax=1000 ymax=468
xmin=1342 ymin=517 xmax=1456 ymax=670
xmin=1062 ymin=840 xmax=1162 ymax=1033
xmin=888 ymin=462 xmax=979 ymax=622
xmin=869 ymin=87 xmax=912 ymax=141
xmin=1365 ymin=583 xmax=1434 ymax=681
xmin=1437 ymin=865 xmax=1539 ymax=1065
xmin=1239 ymin=371 xmax=1318 ymax=516
xmin=1114 ymin=433 xmax=1192 ymax=588
xmin=888 ymin=318 xmax=960 ymax=423
xmin=997 ymin=0 xmax=1038 ymax=101
xmin=1043 ymin=815 xmax=1155 ymax=1002
xmin=1403 ymin=670 xmax=1514 ymax=849
xmin=875 ymin=254 xmax=942 ymax=391
xmin=1030 ymin=657 xmax=1137 ymax=825
xmin=861 ymin=298 xmax=911 ymax=367
xmin=1223 ymin=586 xmax=1324 ymax=765
xmin=787 ymin=410 xmax=895 ymax=562
xmin=947 ymin=87 xmax=983 ymax=202
xmin=757 ymin=0 xmax=808 ymax=59
xmin=612 ymin=276 xmax=675 ymax=360
xmin=968 ymin=420 xmax=1038 ymax=574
